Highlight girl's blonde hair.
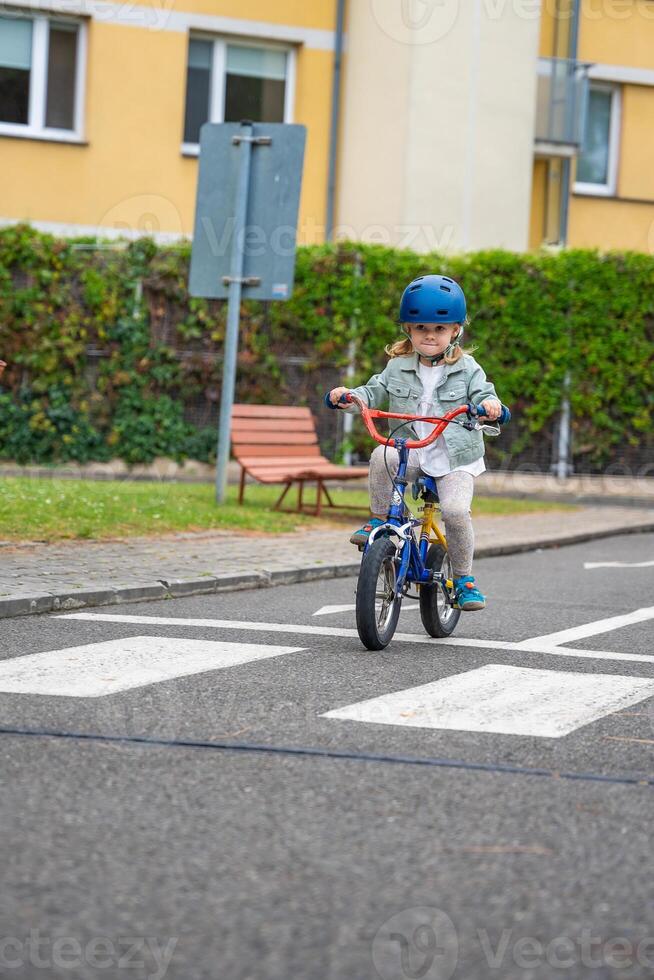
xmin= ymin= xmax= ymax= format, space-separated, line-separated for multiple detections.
xmin=385 ymin=320 xmax=476 ymax=364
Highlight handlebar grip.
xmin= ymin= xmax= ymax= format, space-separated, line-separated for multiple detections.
xmin=469 ymin=402 xmax=511 ymax=425
xmin=323 ymin=392 xmax=352 ymax=410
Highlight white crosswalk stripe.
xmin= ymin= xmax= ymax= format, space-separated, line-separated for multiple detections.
xmin=0 ymin=637 xmax=305 ymax=697
xmin=322 ymin=664 xmax=654 ymax=738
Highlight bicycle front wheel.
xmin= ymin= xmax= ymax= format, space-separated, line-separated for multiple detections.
xmin=356 ymin=537 xmax=402 ymax=650
xmin=419 ymin=543 xmax=461 ymax=637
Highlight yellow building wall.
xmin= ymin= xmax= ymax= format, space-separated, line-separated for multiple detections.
xmin=166 ymin=0 xmax=336 ymax=31
xmin=538 ymin=1 xmax=556 ymax=57
xmin=617 ymin=85 xmax=654 ymax=201
xmin=294 ymin=46 xmax=333 ymax=244
xmin=529 ymin=159 xmax=547 ymax=249
xmin=577 ymin=0 xmax=654 ymax=69
xmin=568 ymin=196 xmax=654 ymax=251
xmin=0 ymin=2 xmax=336 ymax=241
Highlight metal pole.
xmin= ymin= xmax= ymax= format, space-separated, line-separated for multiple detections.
xmin=341 ymin=252 xmax=362 ymax=465
xmin=326 ymin=0 xmax=346 ymax=241
xmin=215 ymin=122 xmax=254 ymax=504
xmin=341 ymin=338 xmax=356 ymax=466
xmin=555 ymin=369 xmax=572 ymax=479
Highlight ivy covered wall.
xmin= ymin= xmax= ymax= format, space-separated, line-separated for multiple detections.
xmin=0 ymin=225 xmax=652 ymax=473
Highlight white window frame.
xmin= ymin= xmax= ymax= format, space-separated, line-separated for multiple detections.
xmin=0 ymin=12 xmax=87 ymax=143
xmin=574 ymin=83 xmax=621 ymax=197
xmin=182 ymin=35 xmax=296 ymax=156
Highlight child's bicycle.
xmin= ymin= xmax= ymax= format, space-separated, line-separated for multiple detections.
xmin=327 ymin=391 xmax=510 ymax=650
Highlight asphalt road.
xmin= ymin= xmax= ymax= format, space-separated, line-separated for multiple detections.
xmin=1 ymin=532 xmax=653 ymax=980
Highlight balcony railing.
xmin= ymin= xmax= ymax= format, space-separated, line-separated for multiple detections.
xmin=535 ymin=57 xmax=591 ymax=149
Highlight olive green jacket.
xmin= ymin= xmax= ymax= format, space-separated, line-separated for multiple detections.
xmin=349 ymin=352 xmax=499 ymax=469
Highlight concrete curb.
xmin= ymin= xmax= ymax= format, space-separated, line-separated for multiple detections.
xmin=0 ymin=564 xmax=362 ymax=619
xmin=0 ymin=520 xmax=652 ymax=619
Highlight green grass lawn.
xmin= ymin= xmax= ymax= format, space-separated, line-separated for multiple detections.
xmin=0 ymin=477 xmax=576 ymax=542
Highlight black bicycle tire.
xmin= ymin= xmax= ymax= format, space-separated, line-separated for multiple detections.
xmin=356 ymin=537 xmax=402 ymax=650
xmin=419 ymin=543 xmax=461 ymax=638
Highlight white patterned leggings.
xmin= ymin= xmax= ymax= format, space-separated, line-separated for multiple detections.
xmin=368 ymin=445 xmax=475 ymax=579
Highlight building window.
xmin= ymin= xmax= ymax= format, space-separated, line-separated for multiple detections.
xmin=184 ymin=39 xmax=212 ymax=145
xmin=574 ymin=84 xmax=620 ymax=196
xmin=183 ymin=37 xmax=294 ymax=151
xmin=0 ymin=12 xmax=85 ymax=141
xmin=0 ymin=15 xmax=32 ymax=124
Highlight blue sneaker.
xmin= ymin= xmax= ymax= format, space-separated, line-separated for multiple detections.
xmin=453 ymin=575 xmax=486 ymax=610
xmin=350 ymin=517 xmax=385 ymax=547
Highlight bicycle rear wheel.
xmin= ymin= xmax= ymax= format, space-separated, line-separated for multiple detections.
xmin=419 ymin=543 xmax=461 ymax=637
xmin=356 ymin=537 xmax=402 ymax=650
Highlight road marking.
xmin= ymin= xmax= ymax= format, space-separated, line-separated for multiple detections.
xmin=58 ymin=613 xmax=654 ymax=665
xmin=0 ymin=637 xmax=305 ymax=698
xmin=313 ymin=603 xmax=418 ymax=616
xmin=585 ymin=560 xmax=654 ymax=569
xmin=514 ymin=606 xmax=654 ymax=650
xmin=322 ymin=664 xmax=654 ymax=738
xmin=604 ymin=735 xmax=654 ymax=746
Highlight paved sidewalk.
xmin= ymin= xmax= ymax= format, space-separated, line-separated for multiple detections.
xmin=1 ymin=504 xmax=652 ymax=617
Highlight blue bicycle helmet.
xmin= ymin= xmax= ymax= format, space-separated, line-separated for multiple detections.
xmin=399 ymin=274 xmax=466 ymax=324
xmin=399 ymin=274 xmax=467 ymax=362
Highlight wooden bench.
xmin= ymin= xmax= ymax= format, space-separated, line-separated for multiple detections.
xmin=231 ymin=404 xmax=369 ymax=515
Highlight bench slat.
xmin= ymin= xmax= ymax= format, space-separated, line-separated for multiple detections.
xmin=232 ymin=444 xmax=322 ymax=458
xmin=232 ymin=404 xmax=312 ymax=419
xmin=233 ymin=431 xmax=318 ymax=446
xmin=231 ymin=418 xmax=316 ymax=433
xmin=249 ymin=468 xmax=367 ymax=478
xmin=238 ymin=455 xmax=329 ymax=467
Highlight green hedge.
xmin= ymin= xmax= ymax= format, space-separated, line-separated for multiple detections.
xmin=0 ymin=223 xmax=652 ymax=471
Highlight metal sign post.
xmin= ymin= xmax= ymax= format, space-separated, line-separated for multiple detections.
xmin=216 ymin=122 xmax=257 ymax=506
xmin=189 ymin=121 xmax=306 ymax=503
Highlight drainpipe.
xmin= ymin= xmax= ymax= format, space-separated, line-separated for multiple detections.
xmin=569 ymin=0 xmax=581 ymax=60
xmin=326 ymin=0 xmax=346 ymax=242
xmin=558 ymin=0 xmax=581 ymax=244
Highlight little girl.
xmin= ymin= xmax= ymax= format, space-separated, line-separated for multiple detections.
xmin=328 ymin=274 xmax=503 ymax=611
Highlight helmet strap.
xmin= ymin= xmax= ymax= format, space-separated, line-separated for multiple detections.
xmin=423 ymin=336 xmax=462 ymax=365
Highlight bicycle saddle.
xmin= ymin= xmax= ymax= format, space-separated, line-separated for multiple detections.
xmin=411 ymin=475 xmax=439 ymax=502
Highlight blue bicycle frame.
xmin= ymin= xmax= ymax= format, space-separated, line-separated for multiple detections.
xmin=365 ymin=437 xmax=437 ymax=594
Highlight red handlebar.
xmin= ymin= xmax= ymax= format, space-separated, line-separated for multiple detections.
xmin=344 ymin=392 xmax=468 ymax=449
